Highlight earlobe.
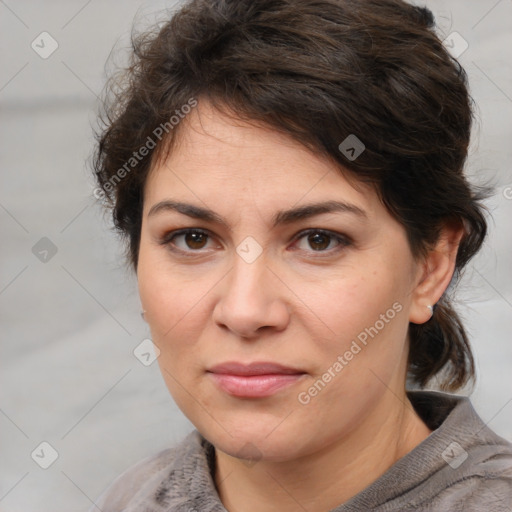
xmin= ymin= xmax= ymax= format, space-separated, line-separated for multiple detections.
xmin=409 ymin=223 xmax=465 ymax=325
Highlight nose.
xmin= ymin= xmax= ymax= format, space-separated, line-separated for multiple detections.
xmin=212 ymin=256 xmax=290 ymax=339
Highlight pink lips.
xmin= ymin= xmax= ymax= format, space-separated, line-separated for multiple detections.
xmin=207 ymin=361 xmax=306 ymax=398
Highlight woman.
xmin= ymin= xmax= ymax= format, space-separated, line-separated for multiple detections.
xmin=90 ymin=0 xmax=512 ymax=510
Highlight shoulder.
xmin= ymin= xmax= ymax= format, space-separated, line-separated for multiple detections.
xmin=427 ymin=462 xmax=512 ymax=512
xmin=406 ymin=391 xmax=512 ymax=511
xmin=90 ymin=430 xmax=205 ymax=511
xmin=446 ymin=436 xmax=512 ymax=510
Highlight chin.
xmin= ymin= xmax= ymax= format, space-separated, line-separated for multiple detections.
xmin=197 ymin=418 xmax=311 ymax=463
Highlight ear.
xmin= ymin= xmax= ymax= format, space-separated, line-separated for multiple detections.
xmin=409 ymin=221 xmax=465 ymax=325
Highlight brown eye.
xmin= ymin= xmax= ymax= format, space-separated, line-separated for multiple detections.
xmin=162 ymin=229 xmax=216 ymax=253
xmin=183 ymin=231 xmax=208 ymax=249
xmin=307 ymin=232 xmax=331 ymax=251
xmin=293 ymin=229 xmax=351 ymax=254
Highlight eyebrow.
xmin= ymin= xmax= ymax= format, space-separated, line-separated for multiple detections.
xmin=147 ymin=199 xmax=367 ymax=228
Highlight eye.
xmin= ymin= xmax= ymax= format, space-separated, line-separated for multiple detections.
xmin=161 ymin=229 xmax=218 ymax=253
xmin=292 ymin=229 xmax=351 ymax=253
xmin=160 ymin=228 xmax=350 ymax=256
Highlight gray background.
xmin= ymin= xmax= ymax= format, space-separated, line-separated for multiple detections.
xmin=1 ymin=1 xmax=511 ymax=510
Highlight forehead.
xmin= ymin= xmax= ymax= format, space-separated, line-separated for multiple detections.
xmin=144 ymin=102 xmax=377 ymax=216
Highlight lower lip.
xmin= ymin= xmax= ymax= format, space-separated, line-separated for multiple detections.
xmin=208 ymin=373 xmax=305 ymax=398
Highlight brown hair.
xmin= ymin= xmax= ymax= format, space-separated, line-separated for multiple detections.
xmin=92 ymin=0 xmax=490 ymax=391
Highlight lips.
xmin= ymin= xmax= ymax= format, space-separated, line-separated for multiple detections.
xmin=207 ymin=361 xmax=307 ymax=398
xmin=208 ymin=361 xmax=305 ymax=376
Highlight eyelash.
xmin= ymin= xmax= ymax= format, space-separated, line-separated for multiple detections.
xmin=159 ymin=228 xmax=352 ymax=257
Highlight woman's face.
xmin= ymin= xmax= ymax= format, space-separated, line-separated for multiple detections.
xmin=137 ymin=102 xmax=424 ymax=462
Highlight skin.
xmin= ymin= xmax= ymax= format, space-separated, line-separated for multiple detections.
xmin=137 ymin=101 xmax=464 ymax=511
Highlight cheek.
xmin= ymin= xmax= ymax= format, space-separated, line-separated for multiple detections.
xmin=137 ymin=242 xmax=223 ymax=397
xmin=291 ymin=272 xmax=409 ymax=438
xmin=298 ymin=264 xmax=410 ymax=380
xmin=138 ymin=257 xmax=209 ymax=400
xmin=138 ymin=240 xmax=209 ymax=337
xmin=298 ymin=267 xmax=400 ymax=340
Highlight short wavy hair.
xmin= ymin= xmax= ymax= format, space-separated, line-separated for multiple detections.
xmin=92 ymin=0 xmax=489 ymax=392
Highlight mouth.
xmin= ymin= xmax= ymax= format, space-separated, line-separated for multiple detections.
xmin=207 ymin=361 xmax=307 ymax=398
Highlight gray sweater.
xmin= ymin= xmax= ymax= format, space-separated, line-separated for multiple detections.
xmin=92 ymin=391 xmax=512 ymax=511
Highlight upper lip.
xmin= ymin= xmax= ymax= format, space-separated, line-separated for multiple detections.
xmin=207 ymin=361 xmax=306 ymax=376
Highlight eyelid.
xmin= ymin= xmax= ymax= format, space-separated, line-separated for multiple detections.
xmin=159 ymin=227 xmax=211 ymax=242
xmin=159 ymin=228 xmax=220 ymax=255
xmin=289 ymin=228 xmax=352 ymax=253
xmin=159 ymin=227 xmax=352 ymax=255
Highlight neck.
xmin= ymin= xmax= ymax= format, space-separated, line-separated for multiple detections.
xmin=214 ymin=391 xmax=431 ymax=512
